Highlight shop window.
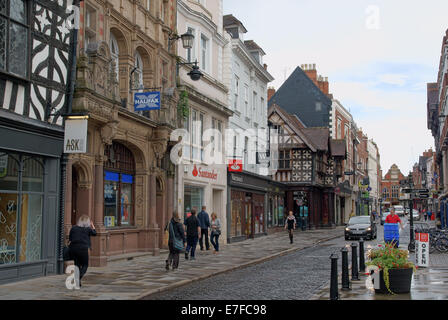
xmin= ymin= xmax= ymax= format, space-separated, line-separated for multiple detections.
xmin=184 ymin=185 xmax=203 ymax=221
xmin=0 ymin=151 xmax=43 ymax=265
xmin=104 ymin=143 xmax=135 ymax=227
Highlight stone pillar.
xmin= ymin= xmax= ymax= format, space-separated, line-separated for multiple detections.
xmin=167 ymin=174 xmax=174 ymax=220
xmin=148 ymin=169 xmax=159 ymax=255
xmin=90 ymin=156 xmax=107 ymax=267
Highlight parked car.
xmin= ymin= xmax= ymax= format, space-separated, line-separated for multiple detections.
xmin=345 ymin=215 xmax=377 ymax=240
xmin=381 ymin=211 xmax=390 ymax=225
xmin=394 ymin=205 xmax=405 ymax=217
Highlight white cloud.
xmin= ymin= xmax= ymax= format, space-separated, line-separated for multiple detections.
xmin=377 ymin=74 xmax=408 ymax=86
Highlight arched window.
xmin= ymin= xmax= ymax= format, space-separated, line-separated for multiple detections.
xmin=134 ymin=51 xmax=144 ymax=90
xmin=104 ymin=142 xmax=135 ymax=227
xmin=109 ymin=33 xmax=119 ymax=81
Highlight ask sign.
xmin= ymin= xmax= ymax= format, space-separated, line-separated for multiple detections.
xmin=64 ymin=119 xmax=88 ymax=154
xmin=134 ymin=91 xmax=161 ymax=111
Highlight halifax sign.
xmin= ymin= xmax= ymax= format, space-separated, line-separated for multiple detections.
xmin=134 ymin=91 xmax=161 ymax=111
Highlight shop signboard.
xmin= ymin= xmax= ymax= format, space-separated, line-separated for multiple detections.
xmin=64 ymin=118 xmax=88 ymax=153
xmin=134 ymin=91 xmax=161 ymax=111
xmin=416 ymin=232 xmax=429 ymax=267
xmin=228 ymin=159 xmax=243 ymax=172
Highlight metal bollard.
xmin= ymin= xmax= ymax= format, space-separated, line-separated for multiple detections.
xmin=330 ymin=253 xmax=339 ymax=300
xmin=341 ymin=247 xmax=351 ymax=290
xmin=351 ymin=242 xmax=360 ymax=281
xmin=359 ymin=239 xmax=365 ymax=273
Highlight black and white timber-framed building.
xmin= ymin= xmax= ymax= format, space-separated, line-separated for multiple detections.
xmin=0 ymin=0 xmax=75 ymax=283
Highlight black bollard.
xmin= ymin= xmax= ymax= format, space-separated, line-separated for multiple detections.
xmin=359 ymin=239 xmax=365 ymax=273
xmin=351 ymin=242 xmax=360 ymax=281
xmin=330 ymin=253 xmax=339 ymax=300
xmin=341 ymin=247 xmax=351 ymax=290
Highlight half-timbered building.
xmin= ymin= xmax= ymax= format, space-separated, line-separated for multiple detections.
xmin=268 ymin=104 xmax=346 ymax=229
xmin=0 ymin=0 xmax=74 ymax=283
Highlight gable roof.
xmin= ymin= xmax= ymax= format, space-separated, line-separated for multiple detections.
xmin=268 ymin=66 xmax=332 ymax=128
xmin=301 ymin=128 xmax=330 ymax=152
xmin=268 ymin=104 xmax=317 ymax=152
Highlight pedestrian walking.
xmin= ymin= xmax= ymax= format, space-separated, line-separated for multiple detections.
xmin=197 ymin=205 xmax=211 ymax=251
xmin=165 ymin=211 xmax=186 ymax=271
xmin=284 ymin=211 xmax=297 ymax=244
xmin=184 ymin=209 xmax=201 ymax=260
xmin=209 ymin=212 xmax=221 ymax=254
xmin=68 ymin=215 xmax=97 ymax=287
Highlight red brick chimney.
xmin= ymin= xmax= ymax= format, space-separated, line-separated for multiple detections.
xmin=268 ymin=87 xmax=276 ymax=101
xmin=302 ymin=64 xmax=330 ymax=96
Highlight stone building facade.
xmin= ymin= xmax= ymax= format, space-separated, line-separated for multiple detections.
xmin=65 ymin=0 xmax=179 ymax=266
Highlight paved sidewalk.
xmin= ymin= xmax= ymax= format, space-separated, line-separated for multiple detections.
xmin=0 ymin=227 xmax=344 ymax=300
xmin=312 ymin=219 xmax=448 ymax=300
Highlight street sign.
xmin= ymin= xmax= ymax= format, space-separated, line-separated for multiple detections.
xmin=416 ymin=232 xmax=429 ymax=267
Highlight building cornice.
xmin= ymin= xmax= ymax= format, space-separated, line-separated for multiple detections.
xmin=231 ymin=39 xmax=274 ymax=83
xmin=178 ymin=0 xmax=227 ymax=47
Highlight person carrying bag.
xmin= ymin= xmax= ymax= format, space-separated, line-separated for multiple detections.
xmin=165 ymin=211 xmax=186 ymax=270
xmin=210 ymin=212 xmax=221 ymax=254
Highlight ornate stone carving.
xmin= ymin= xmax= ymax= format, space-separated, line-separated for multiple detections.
xmin=101 ymin=121 xmax=119 ymax=146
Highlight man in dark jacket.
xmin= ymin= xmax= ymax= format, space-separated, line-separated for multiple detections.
xmin=197 ymin=206 xmax=210 ymax=250
xmin=184 ymin=209 xmax=201 ymax=260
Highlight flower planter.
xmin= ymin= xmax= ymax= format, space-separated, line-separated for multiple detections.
xmin=374 ymin=268 xmax=413 ymax=294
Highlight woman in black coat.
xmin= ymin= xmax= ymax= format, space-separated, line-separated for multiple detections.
xmin=165 ymin=211 xmax=186 ymax=270
xmin=69 ymin=215 xmax=97 ymax=286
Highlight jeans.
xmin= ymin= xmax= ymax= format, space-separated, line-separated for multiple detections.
xmin=210 ymin=233 xmax=220 ymax=251
xmin=186 ymin=236 xmax=198 ymax=258
xmin=167 ymin=243 xmax=180 ymax=269
xmin=200 ymin=229 xmax=210 ymax=250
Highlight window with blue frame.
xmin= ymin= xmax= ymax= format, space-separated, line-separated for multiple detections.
xmin=104 ymin=143 xmax=135 ymax=227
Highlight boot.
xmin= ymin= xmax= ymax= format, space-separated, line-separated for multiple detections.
xmin=185 ymin=252 xmax=189 ymax=260
xmin=165 ymin=260 xmax=170 ymax=271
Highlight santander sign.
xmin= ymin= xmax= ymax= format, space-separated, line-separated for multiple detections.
xmin=192 ymin=164 xmax=218 ymax=180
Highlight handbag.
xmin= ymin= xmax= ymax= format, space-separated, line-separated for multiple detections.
xmin=63 ymin=245 xmax=72 ymax=261
xmin=169 ymin=221 xmax=185 ymax=252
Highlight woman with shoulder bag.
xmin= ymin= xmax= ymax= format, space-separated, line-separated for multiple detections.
xmin=165 ymin=211 xmax=186 ymax=270
xmin=210 ymin=212 xmax=221 ymax=254
xmin=68 ymin=215 xmax=97 ymax=287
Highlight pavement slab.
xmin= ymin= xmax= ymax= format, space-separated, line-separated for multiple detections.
xmin=0 ymin=227 xmax=344 ymax=300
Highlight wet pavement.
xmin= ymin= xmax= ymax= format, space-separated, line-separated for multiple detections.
xmin=312 ymin=218 xmax=448 ymax=300
xmin=0 ymin=226 xmax=344 ymax=300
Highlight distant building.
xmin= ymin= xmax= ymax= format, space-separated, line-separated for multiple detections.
xmin=381 ymin=164 xmax=406 ymax=208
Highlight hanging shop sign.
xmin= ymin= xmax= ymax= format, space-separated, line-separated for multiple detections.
xmin=134 ymin=91 xmax=161 ymax=111
xmin=64 ymin=118 xmax=88 ymax=153
xmin=228 ymin=159 xmax=243 ymax=172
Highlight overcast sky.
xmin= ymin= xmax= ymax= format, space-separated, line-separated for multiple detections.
xmin=223 ymin=0 xmax=446 ymax=175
